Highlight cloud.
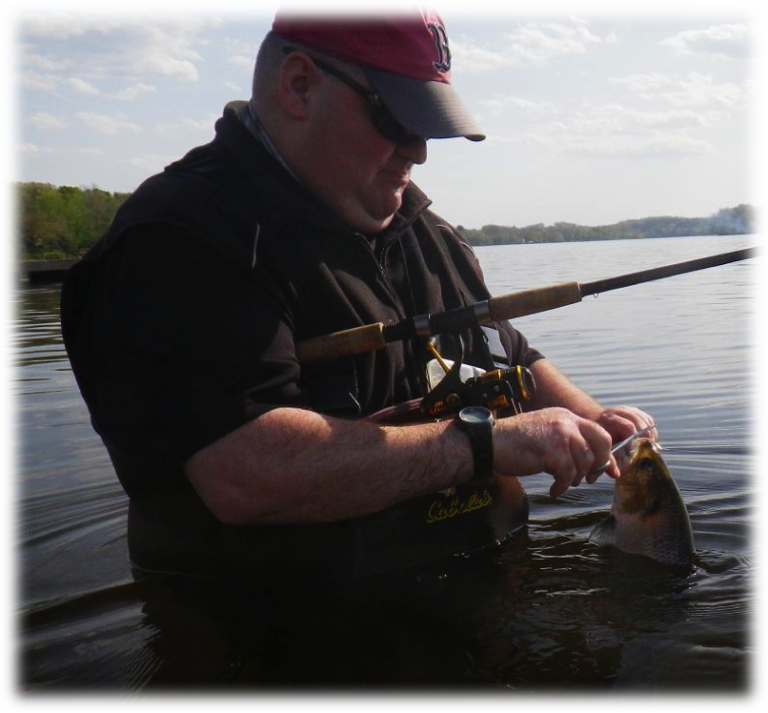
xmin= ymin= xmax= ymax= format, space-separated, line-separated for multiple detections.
xmin=228 ymin=55 xmax=255 ymax=70
xmin=608 ymin=72 xmax=674 ymax=93
xmin=111 ymin=83 xmax=157 ymax=101
xmin=506 ymin=17 xmax=605 ymax=64
xmin=19 ymin=16 xmax=222 ymax=86
xmin=17 ymin=142 xmax=54 ymax=155
xmin=66 ymin=77 xmax=100 ymax=95
xmin=480 ymin=94 xmax=552 ymax=116
xmin=610 ymin=72 xmax=745 ymax=108
xmin=156 ymin=114 xmax=220 ymax=133
xmin=128 ymin=153 xmax=177 ymax=173
xmin=224 ymin=36 xmax=258 ymax=72
xmin=73 ymin=146 xmax=107 ymax=156
xmin=566 ymin=134 xmax=715 ymax=159
xmin=19 ymin=71 xmax=59 ymax=92
xmin=579 ymin=104 xmax=712 ymax=132
xmin=453 ymin=17 xmax=611 ymax=71
xmin=661 ymin=24 xmax=750 ymax=60
xmin=661 ymin=73 xmax=745 ymax=108
xmin=6 ymin=65 xmax=157 ymax=101
xmin=76 ymin=112 xmax=142 ymax=135
xmin=180 ymin=116 xmax=219 ymax=132
xmin=27 ymin=112 xmax=68 ymax=130
xmin=451 ymin=41 xmax=510 ymax=72
xmin=17 ymin=143 xmax=104 ymax=157
xmin=491 ymin=101 xmax=718 ymax=160
xmin=523 ymin=124 xmax=715 ymax=159
xmin=19 ymin=49 xmax=70 ymax=73
xmin=82 ymin=79 xmax=157 ymax=100
xmin=482 ymin=50 xmax=747 ymax=162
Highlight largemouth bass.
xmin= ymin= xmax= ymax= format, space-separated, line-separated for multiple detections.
xmin=589 ymin=438 xmax=694 ymax=566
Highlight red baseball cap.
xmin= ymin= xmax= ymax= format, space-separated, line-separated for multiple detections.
xmin=271 ymin=9 xmax=485 ymax=141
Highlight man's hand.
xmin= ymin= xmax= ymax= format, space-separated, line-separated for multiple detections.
xmin=493 ymin=407 xmax=614 ymax=498
xmin=522 ymin=361 xmax=658 ymax=486
xmin=594 ymin=405 xmax=657 ymax=478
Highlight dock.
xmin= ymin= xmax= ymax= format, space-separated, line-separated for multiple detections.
xmin=19 ymin=259 xmax=77 ymax=283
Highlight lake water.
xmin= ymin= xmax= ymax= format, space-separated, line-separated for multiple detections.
xmin=13 ymin=234 xmax=758 ymax=693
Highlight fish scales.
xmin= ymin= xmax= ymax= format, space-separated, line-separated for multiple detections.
xmin=589 ymin=439 xmax=694 ymax=567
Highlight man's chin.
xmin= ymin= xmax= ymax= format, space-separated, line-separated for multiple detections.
xmin=360 ymin=213 xmax=396 ymax=236
xmin=371 ymin=191 xmax=404 ymax=225
xmin=339 ymin=191 xmax=403 ymax=235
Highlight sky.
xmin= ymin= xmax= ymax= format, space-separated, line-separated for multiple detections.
xmin=9 ymin=0 xmax=761 ymax=231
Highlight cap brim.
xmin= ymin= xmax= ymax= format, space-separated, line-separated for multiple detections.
xmin=363 ymin=66 xmax=485 ymax=142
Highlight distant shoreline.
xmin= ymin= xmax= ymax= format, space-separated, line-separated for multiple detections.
xmin=457 ymin=204 xmax=756 ymax=247
xmin=469 ymin=232 xmax=756 ymax=247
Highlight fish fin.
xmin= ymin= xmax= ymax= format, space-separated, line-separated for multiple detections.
xmin=589 ymin=514 xmax=617 ymax=547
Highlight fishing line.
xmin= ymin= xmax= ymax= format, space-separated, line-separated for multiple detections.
xmin=657 ymin=444 xmax=751 ymax=456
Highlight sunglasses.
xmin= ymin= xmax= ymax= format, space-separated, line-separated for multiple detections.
xmin=283 ymin=47 xmax=421 ymax=146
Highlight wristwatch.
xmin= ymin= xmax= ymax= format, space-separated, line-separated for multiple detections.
xmin=457 ymin=406 xmax=496 ymax=481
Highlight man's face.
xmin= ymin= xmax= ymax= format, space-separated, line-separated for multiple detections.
xmin=302 ymin=71 xmax=428 ymax=235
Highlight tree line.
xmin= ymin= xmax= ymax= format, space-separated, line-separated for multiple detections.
xmin=15 ymin=182 xmax=756 ymax=260
xmin=457 ymin=204 xmax=756 ymax=247
xmin=17 ymin=182 xmax=131 ymax=260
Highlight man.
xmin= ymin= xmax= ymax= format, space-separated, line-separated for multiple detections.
xmin=61 ymin=10 xmax=654 ymax=578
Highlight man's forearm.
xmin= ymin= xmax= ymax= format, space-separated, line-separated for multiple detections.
xmin=525 ymin=358 xmax=605 ymax=420
xmin=184 ymin=361 xmax=640 ymax=526
xmin=184 ymin=407 xmax=474 ymax=525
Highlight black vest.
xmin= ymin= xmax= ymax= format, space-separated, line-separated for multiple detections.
xmin=61 ymin=104 xmax=537 ymax=578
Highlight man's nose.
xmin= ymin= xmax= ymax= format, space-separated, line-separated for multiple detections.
xmin=396 ymin=136 xmax=428 ymax=165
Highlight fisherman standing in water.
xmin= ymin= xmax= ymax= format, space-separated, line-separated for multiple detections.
xmin=61 ymin=10 xmax=656 ymax=577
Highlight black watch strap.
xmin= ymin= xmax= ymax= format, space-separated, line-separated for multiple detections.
xmin=457 ymin=406 xmax=495 ymax=481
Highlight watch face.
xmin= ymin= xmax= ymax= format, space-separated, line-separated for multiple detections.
xmin=460 ymin=406 xmax=491 ymax=424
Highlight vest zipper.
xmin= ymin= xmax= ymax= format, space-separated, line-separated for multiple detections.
xmin=352 ymin=232 xmax=408 ymax=321
xmin=356 ymin=232 xmax=430 ymax=396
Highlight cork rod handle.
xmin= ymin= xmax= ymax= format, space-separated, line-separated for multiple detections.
xmin=296 ymin=322 xmax=387 ymax=364
xmin=488 ymin=281 xmax=583 ymax=321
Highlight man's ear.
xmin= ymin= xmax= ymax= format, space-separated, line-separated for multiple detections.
xmin=278 ymin=52 xmax=323 ymax=120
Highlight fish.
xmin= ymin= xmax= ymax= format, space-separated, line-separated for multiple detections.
xmin=589 ymin=438 xmax=694 ymax=566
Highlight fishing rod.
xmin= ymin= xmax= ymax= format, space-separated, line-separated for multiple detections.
xmin=296 ymin=246 xmax=757 ymax=365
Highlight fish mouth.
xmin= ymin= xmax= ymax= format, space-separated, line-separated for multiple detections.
xmin=628 ymin=436 xmax=663 ymax=458
xmin=616 ymin=436 xmax=644 ymax=470
xmin=613 ymin=437 xmax=663 ymax=476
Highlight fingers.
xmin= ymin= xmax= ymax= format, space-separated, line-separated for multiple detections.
xmin=579 ymin=419 xmax=613 ymax=484
xmin=494 ymin=407 xmax=630 ymax=498
xmin=589 ymin=405 xmax=659 ymax=483
xmin=602 ymin=454 xmax=621 ymax=481
xmin=597 ymin=405 xmax=659 ymax=444
xmin=549 ymin=473 xmax=575 ymax=499
xmin=623 ymin=406 xmax=657 ymax=442
xmin=547 ymin=417 xmax=612 ymax=497
xmin=568 ymin=440 xmax=595 ymax=487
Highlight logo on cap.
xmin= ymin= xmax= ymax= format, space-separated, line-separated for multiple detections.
xmin=428 ymin=22 xmax=451 ymax=72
